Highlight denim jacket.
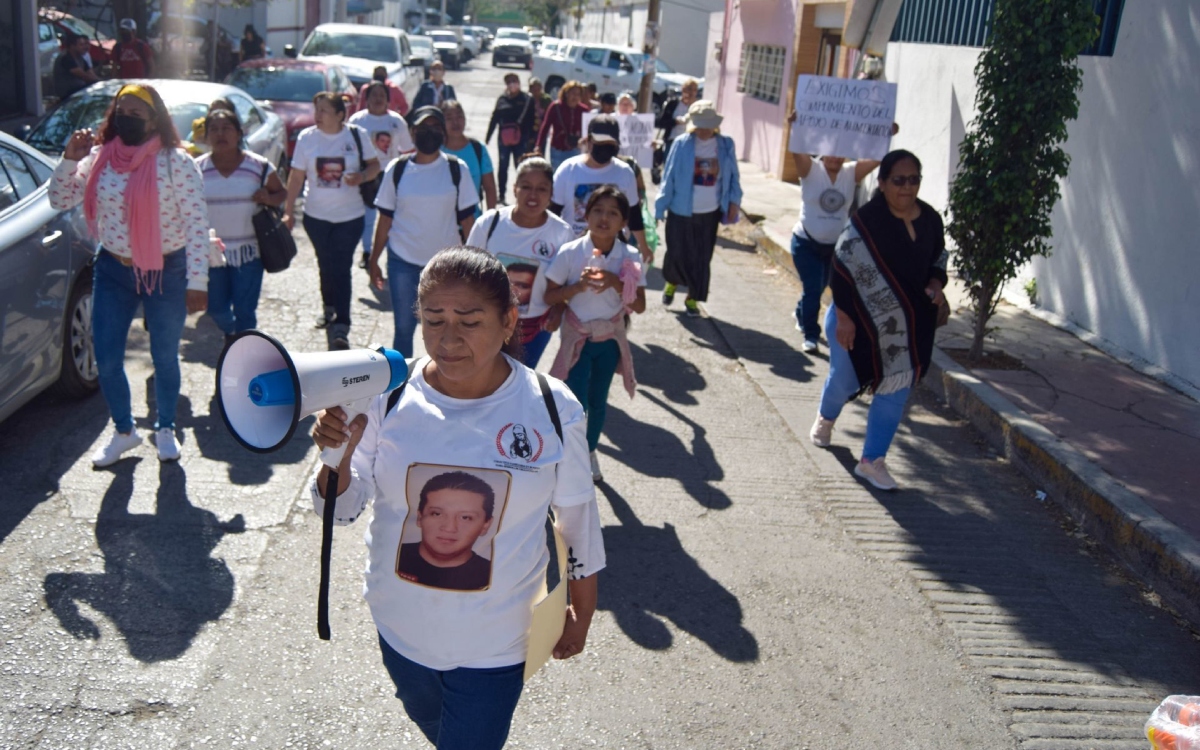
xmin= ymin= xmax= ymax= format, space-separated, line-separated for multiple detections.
xmin=654 ymin=133 xmax=743 ymax=220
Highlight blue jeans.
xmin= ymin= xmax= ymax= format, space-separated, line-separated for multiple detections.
xmin=303 ymin=214 xmax=364 ymax=334
xmin=521 ymin=328 xmax=551 ymax=368
xmin=92 ymin=249 xmax=188 ymax=434
xmin=564 ymin=337 xmax=620 ymax=452
xmin=206 ymin=258 xmax=263 ymax=334
xmin=550 ymin=146 xmax=580 ymax=172
xmin=818 ymin=305 xmax=910 ymax=461
xmin=790 ymin=232 xmax=834 ymax=343
xmin=387 ymin=251 xmax=424 ymax=357
xmin=360 ymin=206 xmax=377 ymax=258
xmin=378 ymin=633 xmax=524 ymax=750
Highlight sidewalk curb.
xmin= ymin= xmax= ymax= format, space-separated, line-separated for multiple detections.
xmin=925 ymin=348 xmax=1200 ymax=627
xmin=742 ymin=220 xmax=1200 ymax=628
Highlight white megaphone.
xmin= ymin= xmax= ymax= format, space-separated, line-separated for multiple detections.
xmin=216 ymin=330 xmax=408 ymax=468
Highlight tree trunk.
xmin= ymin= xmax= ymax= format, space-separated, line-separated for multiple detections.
xmin=968 ymin=279 xmax=995 ymax=363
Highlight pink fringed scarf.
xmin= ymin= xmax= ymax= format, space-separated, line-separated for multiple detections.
xmin=84 ymin=136 xmax=164 ymax=292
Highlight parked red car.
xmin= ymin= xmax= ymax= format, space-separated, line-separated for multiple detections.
xmin=225 ymin=58 xmax=360 ymax=164
xmin=39 ymin=9 xmax=115 ymax=67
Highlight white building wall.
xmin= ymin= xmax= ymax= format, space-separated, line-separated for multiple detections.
xmin=885 ymin=0 xmax=1200 ymax=389
xmin=561 ymin=0 xmax=719 ymax=78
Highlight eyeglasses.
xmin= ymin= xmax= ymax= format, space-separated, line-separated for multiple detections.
xmin=888 ymin=175 xmax=923 ymax=186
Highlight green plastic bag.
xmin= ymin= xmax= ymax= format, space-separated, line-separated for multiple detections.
xmin=641 ymin=199 xmax=659 ymax=254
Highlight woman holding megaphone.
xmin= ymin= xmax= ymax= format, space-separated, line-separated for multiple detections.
xmin=311 ymin=247 xmax=604 ymax=750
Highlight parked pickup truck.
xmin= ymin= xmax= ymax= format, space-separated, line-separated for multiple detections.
xmin=531 ymin=41 xmax=702 ymax=114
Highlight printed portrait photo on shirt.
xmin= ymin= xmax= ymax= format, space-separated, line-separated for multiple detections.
xmin=396 ymin=464 xmax=512 ymax=592
xmin=495 ymin=252 xmax=546 ymax=315
xmin=315 ymin=157 xmax=345 ymax=188
xmin=573 ymin=183 xmax=600 ymax=224
xmin=372 ymin=130 xmax=392 ymax=156
xmin=694 ymin=157 xmax=719 ymax=187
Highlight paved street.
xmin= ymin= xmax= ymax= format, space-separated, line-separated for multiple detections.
xmin=0 ymin=52 xmax=1197 ymax=749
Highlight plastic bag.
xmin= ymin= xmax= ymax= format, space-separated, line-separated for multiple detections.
xmin=1146 ymin=695 xmax=1200 ymax=749
xmin=641 ymin=200 xmax=658 ymax=254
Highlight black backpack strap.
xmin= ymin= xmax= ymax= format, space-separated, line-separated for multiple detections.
xmin=447 ymin=156 xmax=462 ymax=217
xmin=349 ymin=125 xmax=366 ymax=170
xmin=259 ymin=161 xmax=269 ymax=186
xmin=484 ymin=210 xmax=501 ymax=248
xmin=391 ymin=153 xmax=412 ymax=191
xmin=470 ymin=137 xmax=483 ymax=165
xmin=536 ymin=372 xmax=563 ymax=443
xmin=386 ymin=357 xmax=419 ymax=415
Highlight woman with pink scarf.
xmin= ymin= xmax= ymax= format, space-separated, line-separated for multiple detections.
xmin=50 ymin=84 xmax=210 ymax=468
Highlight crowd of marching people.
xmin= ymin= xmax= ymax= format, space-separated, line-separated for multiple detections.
xmin=47 ymin=61 xmax=942 ymax=748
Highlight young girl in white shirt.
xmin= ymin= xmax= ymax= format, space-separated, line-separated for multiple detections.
xmin=545 ymin=186 xmax=647 ymax=483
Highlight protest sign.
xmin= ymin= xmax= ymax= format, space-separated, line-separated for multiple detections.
xmin=582 ymin=112 xmax=656 ymax=168
xmin=788 ymin=75 xmax=897 ymax=160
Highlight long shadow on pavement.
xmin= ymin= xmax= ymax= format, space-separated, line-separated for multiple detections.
xmin=836 ymin=389 xmax=1200 ymax=692
xmin=680 ymin=314 xmax=820 ymax=383
xmin=629 ymin=341 xmax=707 ymax=406
xmin=596 ymin=483 xmax=758 ymax=662
xmin=600 ymin=401 xmax=731 ymax=511
xmin=43 ymin=461 xmax=245 ymax=662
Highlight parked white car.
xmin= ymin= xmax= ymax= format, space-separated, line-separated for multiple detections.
xmin=456 ymin=27 xmax=481 ymax=59
xmin=294 ymin=23 xmax=425 ymax=101
xmin=491 ymin=27 xmax=534 ymax=69
xmin=537 ymin=37 xmax=562 ymax=58
xmin=530 ymin=41 xmax=702 ymax=112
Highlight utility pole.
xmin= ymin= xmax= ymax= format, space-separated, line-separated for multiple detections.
xmin=635 ymin=0 xmax=659 ymax=113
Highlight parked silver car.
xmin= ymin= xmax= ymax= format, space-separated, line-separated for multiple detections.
xmin=0 ymin=131 xmax=99 ymax=424
xmin=23 ymin=79 xmax=288 ymax=173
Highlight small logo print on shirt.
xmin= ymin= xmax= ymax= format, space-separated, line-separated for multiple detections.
xmin=495 ymin=422 xmax=543 ymax=463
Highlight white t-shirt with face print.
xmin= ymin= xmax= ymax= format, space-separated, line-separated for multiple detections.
xmin=467 ymin=207 xmax=576 ymax=319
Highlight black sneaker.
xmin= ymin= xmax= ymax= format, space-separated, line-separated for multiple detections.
xmin=359 ymin=254 xmax=370 ymax=270
xmin=330 ymin=336 xmax=350 ymax=351
xmin=315 ymin=307 xmax=336 ymax=329
xmin=662 ymin=287 xmax=675 ymax=306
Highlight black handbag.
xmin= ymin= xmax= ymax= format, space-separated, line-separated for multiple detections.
xmin=350 ymin=126 xmax=381 ymax=208
xmin=252 ymin=163 xmax=297 ymax=273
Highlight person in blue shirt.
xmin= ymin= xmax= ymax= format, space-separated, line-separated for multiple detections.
xmin=653 ymin=100 xmax=742 ymax=317
xmin=441 ymin=100 xmax=497 ymax=216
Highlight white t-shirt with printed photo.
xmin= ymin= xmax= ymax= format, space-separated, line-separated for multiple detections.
xmin=467 ymin=207 xmax=576 ymax=319
xmin=340 ymin=359 xmax=601 ymax=670
xmin=691 ymin=136 xmax=720 ymax=214
xmin=550 ymin=155 xmax=641 ymax=236
xmin=374 ymin=153 xmax=480 ymax=266
xmin=545 ymin=235 xmax=646 ymax=323
xmin=348 ymin=109 xmax=414 ymax=164
xmin=292 ymin=123 xmax=379 ymax=223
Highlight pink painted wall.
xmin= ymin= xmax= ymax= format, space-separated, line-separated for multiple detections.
xmin=717 ymin=0 xmax=795 ymax=176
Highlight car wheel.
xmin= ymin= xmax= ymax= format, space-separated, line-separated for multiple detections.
xmin=492 ymin=56 xmax=500 ymax=67
xmin=50 ymin=269 xmax=99 ymax=400
xmin=546 ymin=76 xmax=565 ymax=99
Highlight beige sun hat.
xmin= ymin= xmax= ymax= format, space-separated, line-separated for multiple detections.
xmin=687 ymin=100 xmax=723 ymax=129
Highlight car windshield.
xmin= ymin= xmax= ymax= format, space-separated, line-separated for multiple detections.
xmin=410 ymin=39 xmax=434 ymax=54
xmin=302 ymin=31 xmax=399 ymax=62
xmin=27 ymin=91 xmax=215 ymax=155
xmin=429 ymin=31 xmax=456 ymax=43
xmin=55 ymin=15 xmax=111 ymax=42
xmin=496 ymin=30 xmax=529 ymax=41
xmin=227 ymin=68 xmax=327 ymax=103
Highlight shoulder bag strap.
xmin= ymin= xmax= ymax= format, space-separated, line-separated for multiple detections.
xmin=385 ymin=357 xmax=419 ymax=414
xmin=484 ymin=210 xmax=501 ymax=248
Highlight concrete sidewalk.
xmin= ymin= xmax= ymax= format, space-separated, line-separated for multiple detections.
xmin=734 ymin=159 xmax=1200 ymax=627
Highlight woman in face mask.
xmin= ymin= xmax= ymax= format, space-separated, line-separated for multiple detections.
xmin=367 ymin=106 xmax=480 ymax=357
xmin=485 ymin=73 xmax=530 ymax=205
xmin=49 ymin=84 xmax=211 ymax=468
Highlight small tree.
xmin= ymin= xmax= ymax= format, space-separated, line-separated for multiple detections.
xmin=947 ymin=0 xmax=1097 ymax=362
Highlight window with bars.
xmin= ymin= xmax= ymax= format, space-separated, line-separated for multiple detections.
xmin=737 ymin=43 xmax=787 ymax=104
xmin=890 ymin=0 xmax=1125 ymax=57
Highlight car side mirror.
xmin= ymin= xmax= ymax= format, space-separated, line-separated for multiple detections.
xmin=409 ymin=56 xmax=426 ymax=69
xmin=283 ymin=44 xmax=297 ymax=58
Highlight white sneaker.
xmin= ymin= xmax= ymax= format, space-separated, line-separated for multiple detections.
xmin=809 ymin=415 xmax=835 ymax=447
xmin=91 ymin=429 xmax=142 ymax=468
xmin=589 ymin=451 xmax=603 ymax=484
xmin=802 ymin=339 xmax=819 ymax=353
xmin=854 ymin=457 xmax=898 ymax=491
xmin=155 ymin=427 xmax=181 ymax=463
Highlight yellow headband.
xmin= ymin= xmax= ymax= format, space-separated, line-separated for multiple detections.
xmin=116 ymin=85 xmax=156 ymax=112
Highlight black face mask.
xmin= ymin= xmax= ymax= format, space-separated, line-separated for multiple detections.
xmin=114 ymin=114 xmax=149 ymax=146
xmin=590 ymin=143 xmax=618 ymax=164
xmin=414 ymin=130 xmax=444 ymax=155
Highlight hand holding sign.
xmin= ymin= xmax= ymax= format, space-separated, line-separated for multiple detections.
xmin=788 ymin=75 xmax=898 ymax=160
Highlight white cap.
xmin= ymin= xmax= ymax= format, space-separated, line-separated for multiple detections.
xmin=119 ymin=18 xmax=137 ymax=31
